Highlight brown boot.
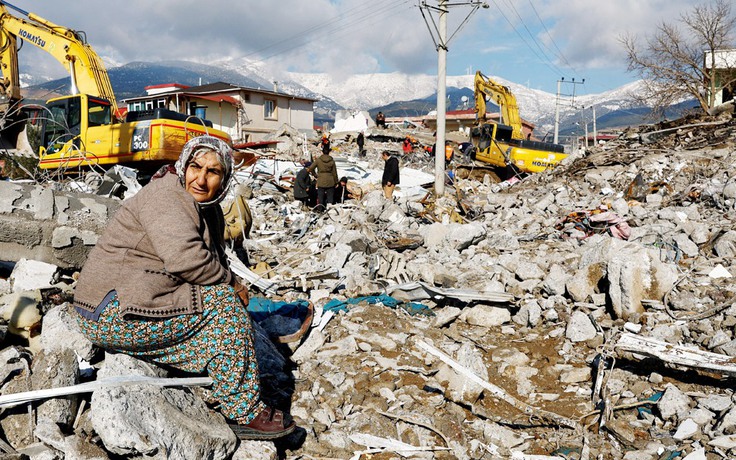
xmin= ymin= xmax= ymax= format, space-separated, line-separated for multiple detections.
xmin=228 ymin=406 xmax=296 ymax=440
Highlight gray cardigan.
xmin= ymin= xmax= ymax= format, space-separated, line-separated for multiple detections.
xmin=73 ymin=173 xmax=232 ymax=319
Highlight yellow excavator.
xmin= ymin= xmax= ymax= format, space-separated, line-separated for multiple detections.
xmin=470 ymin=70 xmax=566 ymax=174
xmin=0 ymin=1 xmax=230 ymax=173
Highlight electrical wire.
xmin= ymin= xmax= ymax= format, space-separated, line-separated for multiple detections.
xmin=244 ymin=0 xmax=414 ymax=64
xmin=498 ymin=0 xmax=567 ymax=77
xmin=525 ymin=0 xmax=578 ymax=74
xmin=487 ymin=0 xmax=565 ymax=79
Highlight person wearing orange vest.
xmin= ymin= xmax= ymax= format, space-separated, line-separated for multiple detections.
xmin=445 ymin=141 xmax=454 ymax=165
xmin=402 ymin=137 xmax=412 ymax=154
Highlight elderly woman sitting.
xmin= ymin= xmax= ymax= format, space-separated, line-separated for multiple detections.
xmin=72 ymin=135 xmax=295 ymax=440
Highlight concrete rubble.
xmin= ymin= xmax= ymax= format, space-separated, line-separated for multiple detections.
xmin=0 ymin=112 xmax=734 ymax=459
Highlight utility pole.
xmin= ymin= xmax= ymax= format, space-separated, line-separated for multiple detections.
xmin=554 ymin=78 xmax=562 ymax=144
xmin=581 ymin=105 xmax=588 ymax=148
xmin=435 ymin=1 xmax=447 ymax=196
xmin=553 ymin=77 xmax=585 ymax=146
xmin=419 ymin=0 xmax=487 ymax=197
xmin=592 ymin=104 xmax=597 ymax=147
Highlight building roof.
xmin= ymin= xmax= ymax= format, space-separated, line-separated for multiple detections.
xmin=123 ymin=81 xmax=319 ymax=103
xmin=182 ymin=93 xmax=239 ymax=106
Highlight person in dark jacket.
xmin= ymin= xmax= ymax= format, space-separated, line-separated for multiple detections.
xmin=308 ymin=149 xmax=339 ymax=211
xmin=381 ymin=150 xmax=400 ymax=200
xmin=375 ymin=112 xmax=386 ymax=129
xmin=72 ymin=136 xmax=296 ymax=441
xmin=334 ymin=176 xmax=355 ymax=203
xmin=356 ymin=132 xmax=365 ymax=156
xmin=293 ymin=161 xmax=313 ymax=208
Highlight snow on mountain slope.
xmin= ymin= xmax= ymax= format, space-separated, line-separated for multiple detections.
xmin=213 ymin=56 xmax=645 ymax=133
xmin=286 ymin=71 xmax=643 ymax=131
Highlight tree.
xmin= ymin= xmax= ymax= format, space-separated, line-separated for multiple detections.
xmin=621 ymin=0 xmax=736 ymax=115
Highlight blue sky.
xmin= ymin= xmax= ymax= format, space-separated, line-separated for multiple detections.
xmin=5 ymin=0 xmax=699 ymax=96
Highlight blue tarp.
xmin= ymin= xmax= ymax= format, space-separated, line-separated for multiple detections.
xmin=322 ymin=294 xmax=433 ymax=316
xmin=247 ymin=297 xmax=311 ymax=339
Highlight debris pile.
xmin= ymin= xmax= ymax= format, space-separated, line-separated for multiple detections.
xmin=0 ymin=113 xmax=735 ymax=459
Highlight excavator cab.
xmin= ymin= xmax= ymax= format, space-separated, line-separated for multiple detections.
xmin=38 ymin=94 xmax=115 ymax=169
xmin=41 ymin=95 xmax=83 ymax=154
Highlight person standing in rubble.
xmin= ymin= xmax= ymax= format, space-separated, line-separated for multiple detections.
xmin=72 ymin=135 xmax=296 ymax=441
xmin=293 ymin=161 xmax=313 ymax=209
xmin=356 ymin=131 xmax=365 ymax=157
xmin=381 ymin=150 xmax=400 ymax=200
xmin=375 ymin=111 xmax=386 ymax=129
xmin=320 ymin=134 xmax=331 ymax=155
xmin=308 ymin=145 xmax=339 ymax=211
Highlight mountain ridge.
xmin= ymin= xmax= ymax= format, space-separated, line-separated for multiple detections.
xmin=21 ymin=58 xmax=677 ymax=139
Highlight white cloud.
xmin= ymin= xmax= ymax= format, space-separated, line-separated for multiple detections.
xmin=4 ymin=0 xmax=715 ymax=93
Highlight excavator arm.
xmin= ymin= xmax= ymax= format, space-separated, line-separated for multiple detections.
xmin=0 ymin=1 xmax=117 ymax=114
xmin=474 ymin=70 xmax=524 ymax=140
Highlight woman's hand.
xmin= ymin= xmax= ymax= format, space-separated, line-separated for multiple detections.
xmin=233 ymin=281 xmax=250 ymax=306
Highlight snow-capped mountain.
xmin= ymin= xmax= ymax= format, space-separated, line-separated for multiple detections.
xmin=213 ymin=56 xmax=646 ymax=134
xmin=26 ymin=56 xmax=650 ymax=136
xmin=280 ymin=70 xmax=643 ymax=136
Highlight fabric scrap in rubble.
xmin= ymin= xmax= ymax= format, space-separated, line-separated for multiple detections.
xmin=323 ymin=294 xmax=433 ymax=316
xmin=248 ymin=297 xmax=313 ymax=343
xmin=555 ymin=206 xmax=631 ymax=240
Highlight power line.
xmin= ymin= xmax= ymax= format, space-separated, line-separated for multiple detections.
xmin=245 ymin=0 xmax=414 ymax=64
xmin=498 ymin=0 xmax=567 ymax=77
xmin=525 ymin=0 xmax=578 ymax=74
xmin=241 ymin=0 xmax=395 ymax=59
xmin=487 ymin=0 xmax=565 ymax=79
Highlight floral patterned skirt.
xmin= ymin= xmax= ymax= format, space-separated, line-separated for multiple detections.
xmin=76 ymin=284 xmax=265 ymax=423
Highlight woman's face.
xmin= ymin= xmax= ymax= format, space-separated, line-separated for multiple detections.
xmin=185 ymin=150 xmax=224 ymax=203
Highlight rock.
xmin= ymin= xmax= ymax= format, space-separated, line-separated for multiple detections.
xmin=433 ymin=306 xmax=462 ymax=328
xmin=9 ymin=259 xmax=58 ymax=292
xmin=565 ymin=311 xmax=597 ymax=342
xmin=459 ymin=305 xmax=511 ymax=327
xmin=713 ymin=230 xmax=736 ymax=258
xmin=512 ymin=300 xmax=542 ymax=327
xmin=542 ymin=264 xmax=570 ymax=296
xmin=657 ymin=384 xmax=691 ymax=422
xmin=673 ymin=418 xmax=699 ymax=440
xmin=696 ymin=394 xmax=732 ymax=413
xmin=89 ymin=353 xmax=237 ymax=458
xmin=436 ymin=342 xmax=488 ymax=403
xmin=559 ymin=367 xmax=591 ymax=384
xmin=33 ymin=349 xmax=80 ymax=430
xmin=709 ymin=434 xmax=736 ymax=450
xmin=566 ymin=263 xmax=605 ymax=303
xmin=681 ymin=448 xmax=706 ymax=460
xmin=607 ymin=243 xmax=678 ymax=320
xmin=40 ymin=303 xmax=95 ymax=361
xmin=717 ymin=406 xmax=736 ymax=434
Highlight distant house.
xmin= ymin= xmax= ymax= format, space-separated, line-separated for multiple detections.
xmin=704 ymin=49 xmax=736 ymax=105
xmin=386 ymin=109 xmax=539 ymax=140
xmin=123 ymin=82 xmax=317 ymax=143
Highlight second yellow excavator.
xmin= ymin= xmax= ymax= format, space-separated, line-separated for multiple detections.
xmin=0 ymin=1 xmax=231 ymax=174
xmin=470 ymin=71 xmax=567 ymax=174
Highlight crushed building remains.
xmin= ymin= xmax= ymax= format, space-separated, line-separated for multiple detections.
xmin=0 ymin=109 xmax=735 ymax=459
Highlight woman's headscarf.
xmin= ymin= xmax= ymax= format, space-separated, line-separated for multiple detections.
xmin=174 ymin=135 xmax=234 ymax=207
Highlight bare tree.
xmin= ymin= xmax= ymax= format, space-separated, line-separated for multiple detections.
xmin=621 ymin=0 xmax=736 ymax=114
